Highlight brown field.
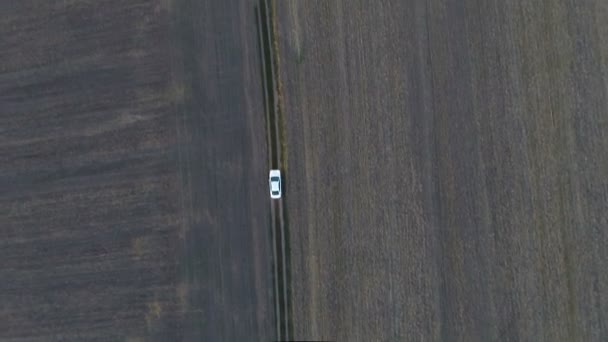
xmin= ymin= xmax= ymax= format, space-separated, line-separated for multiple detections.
xmin=1 ymin=0 xmax=273 ymax=341
xmin=276 ymin=0 xmax=608 ymax=341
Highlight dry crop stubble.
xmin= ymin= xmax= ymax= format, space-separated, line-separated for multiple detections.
xmin=275 ymin=0 xmax=608 ymax=340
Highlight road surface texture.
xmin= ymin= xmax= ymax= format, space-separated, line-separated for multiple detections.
xmin=276 ymin=0 xmax=608 ymax=341
xmin=1 ymin=0 xmax=273 ymax=341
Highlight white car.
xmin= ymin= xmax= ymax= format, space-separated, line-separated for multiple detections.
xmin=269 ymin=169 xmax=281 ymax=199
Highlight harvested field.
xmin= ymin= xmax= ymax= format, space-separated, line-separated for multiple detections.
xmin=1 ymin=0 xmax=273 ymax=341
xmin=276 ymin=0 xmax=608 ymax=341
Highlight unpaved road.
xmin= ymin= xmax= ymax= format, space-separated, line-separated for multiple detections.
xmin=276 ymin=0 xmax=608 ymax=341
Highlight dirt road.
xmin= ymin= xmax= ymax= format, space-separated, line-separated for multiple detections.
xmin=276 ymin=0 xmax=608 ymax=340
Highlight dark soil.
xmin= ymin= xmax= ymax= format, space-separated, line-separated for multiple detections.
xmin=1 ymin=0 xmax=273 ymax=341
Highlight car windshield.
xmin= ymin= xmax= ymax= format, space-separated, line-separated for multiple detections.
xmin=270 ymin=177 xmax=280 ymax=182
